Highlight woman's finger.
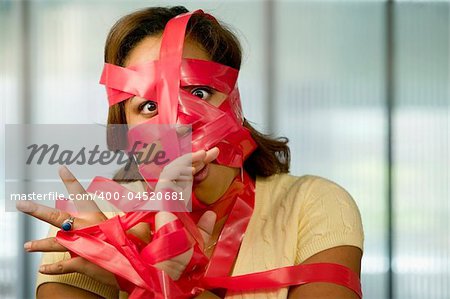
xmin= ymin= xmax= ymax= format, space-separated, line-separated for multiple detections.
xmin=160 ymin=166 xmax=194 ymax=181
xmin=191 ymin=150 xmax=207 ymax=164
xmin=39 ymin=257 xmax=79 ymax=275
xmin=154 ymin=248 xmax=193 ymax=281
xmin=39 ymin=257 xmax=119 ymax=288
xmin=154 ymin=211 xmax=217 ymax=281
xmin=192 ymin=162 xmax=206 ymax=175
xmin=169 ymin=151 xmax=201 ymax=167
xmin=16 ymin=200 xmax=75 ymax=228
xmin=192 ymin=148 xmax=219 ymax=175
xmin=154 ymin=211 xmax=194 ymax=281
xmin=197 ymin=210 xmax=217 ymax=246
xmin=167 ymin=148 xmax=218 ymax=175
xmin=155 ymin=211 xmax=178 ymax=231
xmin=127 ymin=222 xmax=152 ymax=244
xmin=24 ymin=237 xmax=66 ymax=252
xmin=59 ymin=166 xmax=102 ymax=214
xmin=204 ymin=147 xmax=220 ymax=164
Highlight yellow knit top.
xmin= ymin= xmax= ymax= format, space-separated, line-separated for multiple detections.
xmin=36 ymin=173 xmax=364 ymax=299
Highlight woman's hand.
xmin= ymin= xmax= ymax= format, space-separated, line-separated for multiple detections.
xmin=21 ymin=209 xmax=216 ymax=289
xmin=18 ymin=148 xmax=220 ymax=291
xmin=16 ymin=166 xmax=120 ymax=288
xmin=153 ymin=210 xmax=216 ymax=281
xmin=152 ymin=147 xmax=220 ymax=280
xmin=17 ymin=166 xmax=107 ymax=227
xmin=154 ymin=147 xmax=220 ymax=194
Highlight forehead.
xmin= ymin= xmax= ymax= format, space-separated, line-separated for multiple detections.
xmin=124 ymin=35 xmax=211 ymax=67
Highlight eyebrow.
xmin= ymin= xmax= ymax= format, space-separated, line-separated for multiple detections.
xmin=130 ymin=97 xmax=146 ymax=104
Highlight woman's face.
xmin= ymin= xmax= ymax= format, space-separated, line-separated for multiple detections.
xmin=123 ymin=35 xmax=239 ymax=205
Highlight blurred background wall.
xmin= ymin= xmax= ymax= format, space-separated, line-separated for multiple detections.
xmin=0 ymin=0 xmax=448 ymax=298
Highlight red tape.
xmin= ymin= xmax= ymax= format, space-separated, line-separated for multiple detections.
xmin=202 ymin=263 xmax=362 ymax=298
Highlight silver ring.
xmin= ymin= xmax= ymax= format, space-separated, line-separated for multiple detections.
xmin=61 ymin=216 xmax=75 ymax=231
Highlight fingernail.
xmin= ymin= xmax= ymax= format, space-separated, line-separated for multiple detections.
xmin=16 ymin=201 xmax=35 ymax=212
xmin=39 ymin=265 xmax=45 ymax=272
xmin=24 ymin=242 xmax=31 ymax=251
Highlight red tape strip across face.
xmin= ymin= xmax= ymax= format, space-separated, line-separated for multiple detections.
xmin=101 ymin=59 xmax=238 ymax=106
xmin=55 ymin=10 xmax=362 ymax=299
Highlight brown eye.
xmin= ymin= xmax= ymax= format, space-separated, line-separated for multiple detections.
xmin=191 ymin=87 xmax=212 ymax=100
xmin=139 ymin=100 xmax=158 ymax=115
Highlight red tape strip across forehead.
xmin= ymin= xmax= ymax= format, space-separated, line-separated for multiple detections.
xmin=100 ymin=59 xmax=239 ymax=106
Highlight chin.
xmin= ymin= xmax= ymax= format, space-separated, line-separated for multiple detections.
xmin=193 ymin=185 xmax=211 ymax=205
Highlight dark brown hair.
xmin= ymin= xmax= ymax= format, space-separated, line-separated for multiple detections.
xmin=105 ymin=6 xmax=290 ymax=179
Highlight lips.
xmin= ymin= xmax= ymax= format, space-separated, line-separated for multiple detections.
xmin=194 ymin=164 xmax=210 ymax=183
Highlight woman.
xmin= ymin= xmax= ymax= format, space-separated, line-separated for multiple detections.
xmin=18 ymin=6 xmax=364 ymax=299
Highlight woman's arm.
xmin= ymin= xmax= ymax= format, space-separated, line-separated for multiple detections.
xmin=37 ymin=282 xmax=109 ymax=299
xmin=287 ymin=245 xmax=362 ymax=299
xmin=37 ymin=281 xmax=221 ymax=299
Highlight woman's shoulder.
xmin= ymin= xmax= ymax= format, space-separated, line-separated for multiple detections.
xmin=256 ymin=172 xmax=342 ymax=186
xmin=273 ymin=173 xmax=362 ymax=223
xmin=255 ymin=173 xmax=364 ymax=262
xmin=255 ymin=173 xmax=354 ymax=204
xmin=255 ymin=173 xmax=363 ymax=234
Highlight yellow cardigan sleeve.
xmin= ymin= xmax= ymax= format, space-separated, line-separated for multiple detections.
xmin=295 ymin=175 xmax=364 ymax=264
xmin=35 ymin=225 xmax=121 ymax=299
